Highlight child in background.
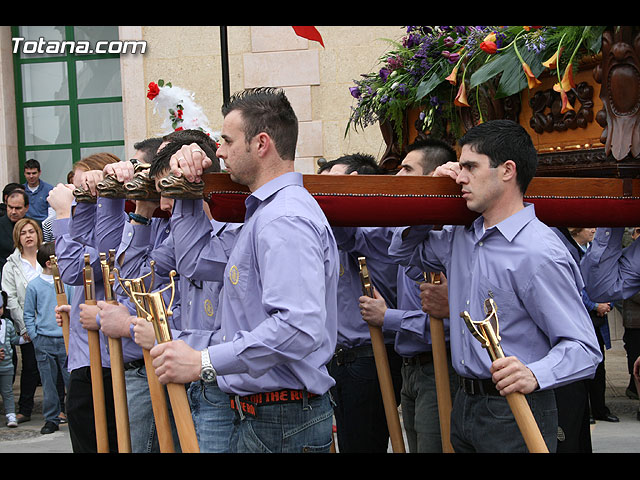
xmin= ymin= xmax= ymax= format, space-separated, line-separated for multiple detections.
xmin=23 ymin=242 xmax=73 ymax=434
xmin=0 ymin=291 xmax=19 ymax=428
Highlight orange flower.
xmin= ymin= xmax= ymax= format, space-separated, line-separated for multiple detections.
xmin=522 ymin=62 xmax=541 ymax=89
xmin=553 ymin=83 xmax=575 ymax=113
xmin=454 ymin=81 xmax=469 ymax=107
xmin=560 ymin=63 xmax=576 ymax=91
xmin=445 ymin=64 xmax=459 ymax=85
xmin=542 ymin=47 xmax=564 ymax=70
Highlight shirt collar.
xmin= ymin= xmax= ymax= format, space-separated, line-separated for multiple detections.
xmin=245 ymin=172 xmax=302 ymax=217
xmin=473 ymin=203 xmax=536 ymax=242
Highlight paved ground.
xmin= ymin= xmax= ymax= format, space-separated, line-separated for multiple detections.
xmin=0 ymin=340 xmax=638 ymax=453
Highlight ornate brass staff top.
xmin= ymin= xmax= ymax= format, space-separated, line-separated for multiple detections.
xmin=82 ymin=253 xmax=110 ymax=453
xmin=121 ymin=264 xmax=199 ymax=453
xmin=100 ymin=249 xmax=131 ymax=453
xmin=50 ymin=255 xmax=70 ymax=354
xmin=358 ymin=256 xmax=405 ymax=453
xmin=460 ymin=299 xmax=549 ymax=453
xmin=115 ymin=264 xmax=175 ymax=453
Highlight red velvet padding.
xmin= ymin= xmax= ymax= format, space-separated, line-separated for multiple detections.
xmin=208 ymin=193 xmax=640 ymax=227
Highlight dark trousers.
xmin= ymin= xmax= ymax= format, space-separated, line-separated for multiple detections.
xmin=66 ymin=366 xmax=118 ymax=453
xmin=555 ymin=380 xmax=592 ymax=453
xmin=327 ymin=344 xmax=402 ymax=453
xmin=588 ymin=327 xmax=609 ymax=418
xmin=451 ymin=386 xmax=558 ymax=453
xmin=17 ymin=342 xmax=40 ymax=417
xmin=623 ymin=328 xmax=640 ymax=393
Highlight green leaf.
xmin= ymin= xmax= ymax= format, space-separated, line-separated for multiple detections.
xmin=415 ymin=65 xmax=446 ymax=101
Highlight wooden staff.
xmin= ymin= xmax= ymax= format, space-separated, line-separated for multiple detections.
xmin=461 ymin=299 xmax=549 ymax=453
xmin=424 ymin=272 xmax=454 ymax=453
xmin=126 ymin=270 xmax=199 ymax=453
xmin=358 ymin=257 xmax=405 ymax=453
xmin=117 ymin=269 xmax=175 ymax=453
xmin=82 ymin=254 xmax=110 ymax=453
xmin=100 ymin=250 xmax=131 ymax=453
xmin=50 ymin=255 xmax=70 ymax=354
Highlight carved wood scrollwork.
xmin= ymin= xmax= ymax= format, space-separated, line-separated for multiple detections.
xmin=529 ymin=81 xmax=595 ymax=134
xmin=593 ymin=26 xmax=640 ymax=160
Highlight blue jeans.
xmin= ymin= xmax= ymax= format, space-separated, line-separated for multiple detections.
xmin=450 ymin=386 xmax=558 ymax=453
xmin=400 ymin=354 xmax=458 ymax=453
xmin=33 ymin=335 xmax=69 ymax=424
xmin=230 ymin=391 xmax=334 ymax=453
xmin=188 ymin=380 xmax=235 ymax=453
xmin=125 ymin=363 xmax=181 ymax=453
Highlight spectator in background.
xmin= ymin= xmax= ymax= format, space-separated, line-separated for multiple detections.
xmin=23 ymin=242 xmax=72 ymax=434
xmin=1 ymin=218 xmax=44 ymax=425
xmin=23 ymin=159 xmax=53 ymax=224
xmin=0 ymin=189 xmax=30 ymax=278
xmin=0 ymin=290 xmax=19 ymax=428
xmin=0 ymin=183 xmax=25 ymax=217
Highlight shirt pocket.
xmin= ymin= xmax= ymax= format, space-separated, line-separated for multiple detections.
xmin=475 ymin=274 xmax=516 ymax=326
xmin=224 ymin=250 xmax=252 ymax=301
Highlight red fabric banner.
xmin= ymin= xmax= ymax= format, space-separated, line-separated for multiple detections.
xmin=292 ymin=26 xmax=324 ymax=47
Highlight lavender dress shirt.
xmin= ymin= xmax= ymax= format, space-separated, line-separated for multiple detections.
xmin=171 ymin=172 xmax=339 ymax=396
xmin=388 ymin=204 xmax=601 ymax=389
xmin=581 ymin=227 xmax=640 ymax=301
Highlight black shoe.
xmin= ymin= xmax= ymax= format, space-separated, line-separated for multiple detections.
xmin=40 ymin=421 xmax=59 ymax=434
xmin=626 ymin=387 xmax=638 ymax=400
xmin=593 ymin=413 xmax=619 ymax=422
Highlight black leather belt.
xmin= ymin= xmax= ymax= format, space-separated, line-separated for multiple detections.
xmin=333 ymin=344 xmax=374 ymax=366
xmin=402 ymin=351 xmax=434 ymax=366
xmin=459 ymin=376 xmax=501 ymax=396
xmin=123 ymin=359 xmax=145 ymax=371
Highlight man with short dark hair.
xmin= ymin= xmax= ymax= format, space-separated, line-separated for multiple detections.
xmin=388 ymin=120 xmax=601 ymax=453
xmin=0 ymin=190 xmax=30 ymax=276
xmin=23 ymin=159 xmax=53 ymax=223
xmin=149 ymin=87 xmax=339 ymax=453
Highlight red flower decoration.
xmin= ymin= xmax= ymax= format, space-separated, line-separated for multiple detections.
xmin=147 ymin=82 xmax=160 ymax=100
xmin=480 ymin=41 xmax=497 ymax=54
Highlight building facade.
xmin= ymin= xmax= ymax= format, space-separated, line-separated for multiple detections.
xmin=0 ymin=25 xmax=403 ymax=187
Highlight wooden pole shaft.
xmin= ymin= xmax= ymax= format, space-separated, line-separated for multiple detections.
xmin=107 ymin=335 xmax=131 ymax=453
xmin=86 ymin=325 xmax=110 ymax=453
xmin=56 ymin=292 xmax=70 ymax=354
xmin=166 ymin=382 xmax=199 ymax=453
xmin=429 ymin=316 xmax=454 ymax=453
xmin=506 ymin=392 xmax=550 ymax=453
xmin=142 ymin=349 xmax=175 ymax=453
xmin=369 ymin=325 xmax=406 ymax=453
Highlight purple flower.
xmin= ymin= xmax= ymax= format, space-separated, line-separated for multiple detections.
xmin=379 ymin=68 xmax=390 ymax=82
xmin=349 ymin=86 xmax=361 ymax=99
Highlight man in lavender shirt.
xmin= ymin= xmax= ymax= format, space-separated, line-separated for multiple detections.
xmin=148 ymin=87 xmax=339 ymax=453
xmin=388 ymin=120 xmax=601 ymax=453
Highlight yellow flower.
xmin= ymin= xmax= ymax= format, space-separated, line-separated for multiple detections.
xmin=483 ymin=32 xmax=497 ymax=43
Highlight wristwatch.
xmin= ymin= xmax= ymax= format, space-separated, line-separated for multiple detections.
xmin=200 ymin=349 xmax=217 ymax=384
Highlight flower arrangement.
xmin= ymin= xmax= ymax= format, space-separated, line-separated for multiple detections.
xmin=346 ymin=26 xmax=608 ymax=144
xmin=146 ymin=79 xmax=219 ymax=142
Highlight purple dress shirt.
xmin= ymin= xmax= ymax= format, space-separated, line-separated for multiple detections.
xmin=581 ymin=227 xmax=640 ymax=301
xmin=171 ymin=172 xmax=339 ymax=396
xmin=388 ymin=204 xmax=601 ymax=389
